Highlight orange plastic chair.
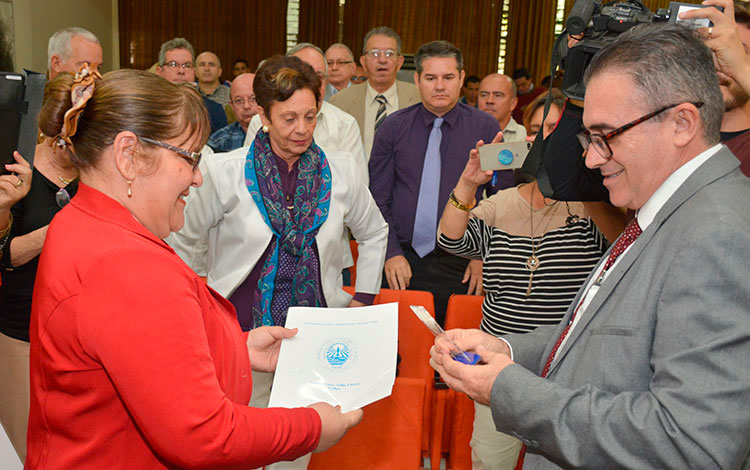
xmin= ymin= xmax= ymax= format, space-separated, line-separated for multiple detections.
xmin=319 ymin=286 xmax=436 ymax=468
xmin=308 ymin=376 xmax=425 ymax=470
xmin=430 ymin=294 xmax=484 ymax=470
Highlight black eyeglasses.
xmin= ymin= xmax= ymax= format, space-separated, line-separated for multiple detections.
xmin=139 ymin=136 xmax=202 ymax=171
xmin=577 ymin=102 xmax=704 ymax=160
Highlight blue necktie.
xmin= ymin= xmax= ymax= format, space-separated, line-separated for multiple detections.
xmin=412 ymin=117 xmax=443 ymax=257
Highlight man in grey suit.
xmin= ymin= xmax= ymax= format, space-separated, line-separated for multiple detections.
xmin=431 ymin=23 xmax=750 ymax=469
xmin=329 ymin=26 xmax=421 ymax=160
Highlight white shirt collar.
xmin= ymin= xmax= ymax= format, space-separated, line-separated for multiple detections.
xmin=636 ymin=144 xmax=722 ymax=229
xmin=366 ymin=81 xmax=398 ymax=105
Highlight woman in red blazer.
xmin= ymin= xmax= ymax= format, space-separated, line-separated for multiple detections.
xmin=26 ymin=66 xmax=361 ymax=469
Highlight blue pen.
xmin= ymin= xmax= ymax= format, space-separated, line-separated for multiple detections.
xmin=491 ymin=170 xmax=498 ymax=188
xmin=409 ymin=305 xmax=481 ymax=365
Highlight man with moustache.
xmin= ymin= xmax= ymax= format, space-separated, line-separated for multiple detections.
xmin=368 ymin=40 xmax=499 ymax=324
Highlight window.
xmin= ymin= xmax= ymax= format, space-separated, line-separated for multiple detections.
xmin=496 ymin=0 xmax=511 ymax=72
xmin=286 ymin=0 xmax=300 ymax=52
xmin=554 ymin=0 xmax=567 ymax=36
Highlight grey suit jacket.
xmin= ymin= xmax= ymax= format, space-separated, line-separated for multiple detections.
xmin=328 ymin=80 xmax=421 ymax=142
xmin=496 ymin=147 xmax=750 ymax=469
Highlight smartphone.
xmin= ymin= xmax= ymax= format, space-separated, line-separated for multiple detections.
xmin=668 ymin=2 xmax=723 ymax=29
xmin=479 ymin=141 xmax=532 ymax=171
xmin=0 ymin=72 xmax=25 ymax=174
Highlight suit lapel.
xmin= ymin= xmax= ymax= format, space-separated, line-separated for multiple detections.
xmin=546 ymin=147 xmax=739 ymax=375
xmin=354 ymin=84 xmax=366 ymax=137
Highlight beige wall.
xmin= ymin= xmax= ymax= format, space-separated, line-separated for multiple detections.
xmin=10 ymin=0 xmax=118 ymax=74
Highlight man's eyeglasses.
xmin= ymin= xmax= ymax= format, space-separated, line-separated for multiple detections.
xmin=140 ymin=136 xmax=202 ymax=171
xmin=327 ymin=60 xmax=354 ymax=66
xmin=231 ymin=96 xmax=257 ymax=107
xmin=577 ymin=101 xmax=704 ymax=160
xmin=163 ymin=61 xmax=193 ymax=70
xmin=351 ymin=75 xmax=367 ymax=84
xmin=364 ymin=49 xmax=398 ymax=59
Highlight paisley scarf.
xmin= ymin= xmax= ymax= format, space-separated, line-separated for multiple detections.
xmin=245 ymin=129 xmax=331 ymax=327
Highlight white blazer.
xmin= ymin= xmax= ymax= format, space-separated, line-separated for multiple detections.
xmin=168 ymin=146 xmax=388 ymax=308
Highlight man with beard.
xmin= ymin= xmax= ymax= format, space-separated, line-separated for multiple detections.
xmin=685 ymin=1 xmax=750 ymax=175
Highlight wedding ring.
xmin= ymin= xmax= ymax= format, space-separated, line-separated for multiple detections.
xmin=708 ymin=27 xmax=713 ymax=39
xmin=14 ymin=178 xmax=23 ymax=187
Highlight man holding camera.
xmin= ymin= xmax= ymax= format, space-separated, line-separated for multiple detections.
xmin=431 ymin=22 xmax=750 ymax=470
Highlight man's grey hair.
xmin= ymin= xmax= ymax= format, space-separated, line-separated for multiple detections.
xmin=362 ymin=26 xmax=402 ymax=55
xmin=47 ymin=27 xmax=100 ymax=69
xmin=326 ymin=43 xmax=354 ymax=62
xmin=584 ymin=23 xmax=723 ymax=144
xmin=158 ymin=37 xmax=194 ymax=66
xmin=415 ymin=40 xmax=463 ymax=75
xmin=287 ymin=42 xmax=328 ymax=76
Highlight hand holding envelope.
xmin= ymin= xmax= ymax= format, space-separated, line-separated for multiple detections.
xmin=269 ymin=303 xmax=398 ymax=413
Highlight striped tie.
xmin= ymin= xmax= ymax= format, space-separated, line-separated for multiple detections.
xmin=374 ymin=94 xmax=388 ymax=133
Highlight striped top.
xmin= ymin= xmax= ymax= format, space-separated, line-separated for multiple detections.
xmin=438 ymin=186 xmax=608 ymax=336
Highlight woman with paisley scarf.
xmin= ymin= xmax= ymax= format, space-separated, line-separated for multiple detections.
xmin=170 ymin=55 xmax=388 ymax=467
xmin=172 ymin=53 xmax=387 ymax=328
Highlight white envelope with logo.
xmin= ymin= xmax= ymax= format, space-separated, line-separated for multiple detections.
xmin=268 ymin=303 xmax=398 ymax=412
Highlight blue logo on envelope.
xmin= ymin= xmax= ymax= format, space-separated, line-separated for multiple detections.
xmin=326 ymin=342 xmax=350 ymax=366
xmin=319 ymin=338 xmax=357 ymax=371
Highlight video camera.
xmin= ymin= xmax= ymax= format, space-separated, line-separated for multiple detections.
xmin=562 ymin=1 xmax=718 ymax=100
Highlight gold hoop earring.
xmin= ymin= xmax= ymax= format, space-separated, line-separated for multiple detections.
xmin=127 ymin=180 xmax=132 ymax=198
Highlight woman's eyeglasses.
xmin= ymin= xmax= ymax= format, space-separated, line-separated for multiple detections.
xmin=139 ymin=136 xmax=202 ymax=171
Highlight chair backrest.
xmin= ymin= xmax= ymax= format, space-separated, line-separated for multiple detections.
xmin=444 ymin=295 xmax=484 ymax=330
xmin=444 ymin=294 xmax=485 ymax=470
xmin=308 ymin=376 xmax=425 ymax=470
xmin=343 ymin=286 xmax=436 ymax=454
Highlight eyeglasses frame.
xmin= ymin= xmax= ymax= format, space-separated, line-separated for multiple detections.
xmin=163 ymin=60 xmax=194 ymax=70
xmin=139 ymin=136 xmax=202 ymax=171
xmin=326 ymin=60 xmax=354 ymax=66
xmin=577 ymin=101 xmax=704 ymax=160
xmin=364 ymin=49 xmax=398 ymax=59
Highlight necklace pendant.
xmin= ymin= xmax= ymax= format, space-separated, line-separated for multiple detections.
xmin=526 ymin=272 xmax=535 ymax=297
xmin=525 ymin=254 xmax=540 ymax=271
